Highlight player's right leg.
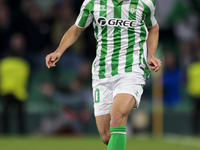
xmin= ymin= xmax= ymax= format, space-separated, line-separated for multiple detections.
xmin=95 ymin=114 xmax=111 ymax=145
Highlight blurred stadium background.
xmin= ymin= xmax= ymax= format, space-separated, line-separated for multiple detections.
xmin=0 ymin=0 xmax=200 ymax=149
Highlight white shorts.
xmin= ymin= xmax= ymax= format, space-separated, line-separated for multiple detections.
xmin=92 ymin=73 xmax=144 ymax=117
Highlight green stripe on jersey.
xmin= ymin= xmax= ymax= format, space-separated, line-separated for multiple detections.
xmin=139 ymin=1 xmax=148 ymax=66
xmin=98 ymin=0 xmax=108 ymax=79
xmin=93 ymin=10 xmax=98 ymax=48
xmin=94 ymin=17 xmax=99 ymax=53
xmin=141 ymin=1 xmax=151 ymax=78
xmin=151 ymin=0 xmax=155 ymax=7
xmin=125 ymin=0 xmax=139 ymax=72
xmin=78 ymin=0 xmax=95 ymax=27
xmin=139 ymin=25 xmax=146 ymax=66
xmin=143 ymin=58 xmax=151 ymax=78
xmin=111 ymin=4 xmax=122 ymax=76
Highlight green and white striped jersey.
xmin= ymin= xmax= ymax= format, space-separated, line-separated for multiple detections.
xmin=75 ymin=0 xmax=157 ymax=80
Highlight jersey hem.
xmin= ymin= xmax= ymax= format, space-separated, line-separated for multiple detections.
xmin=92 ymin=72 xmax=147 ymax=85
xmin=147 ymin=21 xmax=157 ymax=28
xmin=74 ymin=23 xmax=86 ymax=29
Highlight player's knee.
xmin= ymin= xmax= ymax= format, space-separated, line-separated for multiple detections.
xmin=110 ymin=113 xmax=127 ymax=127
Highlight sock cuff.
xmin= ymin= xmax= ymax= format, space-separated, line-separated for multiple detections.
xmin=110 ymin=126 xmax=126 ymax=134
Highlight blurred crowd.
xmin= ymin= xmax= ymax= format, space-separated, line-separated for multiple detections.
xmin=0 ymin=0 xmax=95 ymax=135
xmin=155 ymin=0 xmax=200 ymax=134
xmin=0 ymin=0 xmax=200 ymax=135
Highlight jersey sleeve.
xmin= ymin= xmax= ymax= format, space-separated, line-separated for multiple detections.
xmin=143 ymin=0 xmax=157 ymax=28
xmin=75 ymin=0 xmax=93 ymax=28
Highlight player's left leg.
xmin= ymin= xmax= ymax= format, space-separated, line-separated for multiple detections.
xmin=92 ymin=78 xmax=113 ymax=145
xmin=108 ymin=93 xmax=136 ymax=150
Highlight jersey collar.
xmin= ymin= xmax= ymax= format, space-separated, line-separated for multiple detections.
xmin=112 ymin=0 xmax=123 ymax=6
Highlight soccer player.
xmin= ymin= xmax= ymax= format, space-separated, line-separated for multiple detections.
xmin=46 ymin=0 xmax=161 ymax=149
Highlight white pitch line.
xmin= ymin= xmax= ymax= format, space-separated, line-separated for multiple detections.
xmin=164 ymin=134 xmax=200 ymax=148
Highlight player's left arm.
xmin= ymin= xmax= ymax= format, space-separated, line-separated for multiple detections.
xmin=147 ymin=23 xmax=161 ymax=72
xmin=144 ymin=0 xmax=161 ymax=72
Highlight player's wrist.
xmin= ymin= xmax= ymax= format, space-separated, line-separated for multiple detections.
xmin=55 ymin=49 xmax=63 ymax=57
xmin=147 ymin=54 xmax=156 ymax=60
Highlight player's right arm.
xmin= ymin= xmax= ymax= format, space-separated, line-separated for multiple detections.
xmin=46 ymin=0 xmax=93 ymax=68
xmin=45 ymin=25 xmax=85 ymax=69
xmin=143 ymin=0 xmax=161 ymax=72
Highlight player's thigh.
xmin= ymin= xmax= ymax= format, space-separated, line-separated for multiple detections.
xmin=92 ymin=78 xmax=113 ymax=117
xmin=95 ymin=114 xmax=111 ymax=138
xmin=113 ymin=75 xmax=144 ymax=109
xmin=110 ymin=93 xmax=136 ymax=126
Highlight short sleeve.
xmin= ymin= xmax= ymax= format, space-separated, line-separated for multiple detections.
xmin=75 ymin=0 xmax=93 ymax=28
xmin=143 ymin=0 xmax=157 ymax=28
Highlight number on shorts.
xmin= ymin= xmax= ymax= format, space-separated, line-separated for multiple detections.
xmin=95 ymin=89 xmax=100 ymax=103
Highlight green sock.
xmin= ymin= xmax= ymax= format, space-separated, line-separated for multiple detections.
xmin=107 ymin=126 xmax=126 ymax=150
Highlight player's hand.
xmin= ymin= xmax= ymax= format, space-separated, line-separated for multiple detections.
xmin=147 ymin=56 xmax=161 ymax=72
xmin=45 ymin=51 xmax=61 ymax=68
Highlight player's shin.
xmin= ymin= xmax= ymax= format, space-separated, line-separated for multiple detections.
xmin=107 ymin=126 xmax=126 ymax=150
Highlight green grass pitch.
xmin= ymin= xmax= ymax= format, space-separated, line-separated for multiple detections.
xmin=0 ymin=135 xmax=200 ymax=150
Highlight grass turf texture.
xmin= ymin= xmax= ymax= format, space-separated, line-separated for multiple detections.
xmin=0 ymin=135 xmax=200 ymax=150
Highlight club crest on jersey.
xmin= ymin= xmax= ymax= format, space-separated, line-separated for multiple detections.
xmin=129 ymin=5 xmax=136 ymax=14
xmin=100 ymin=5 xmax=107 ymax=11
